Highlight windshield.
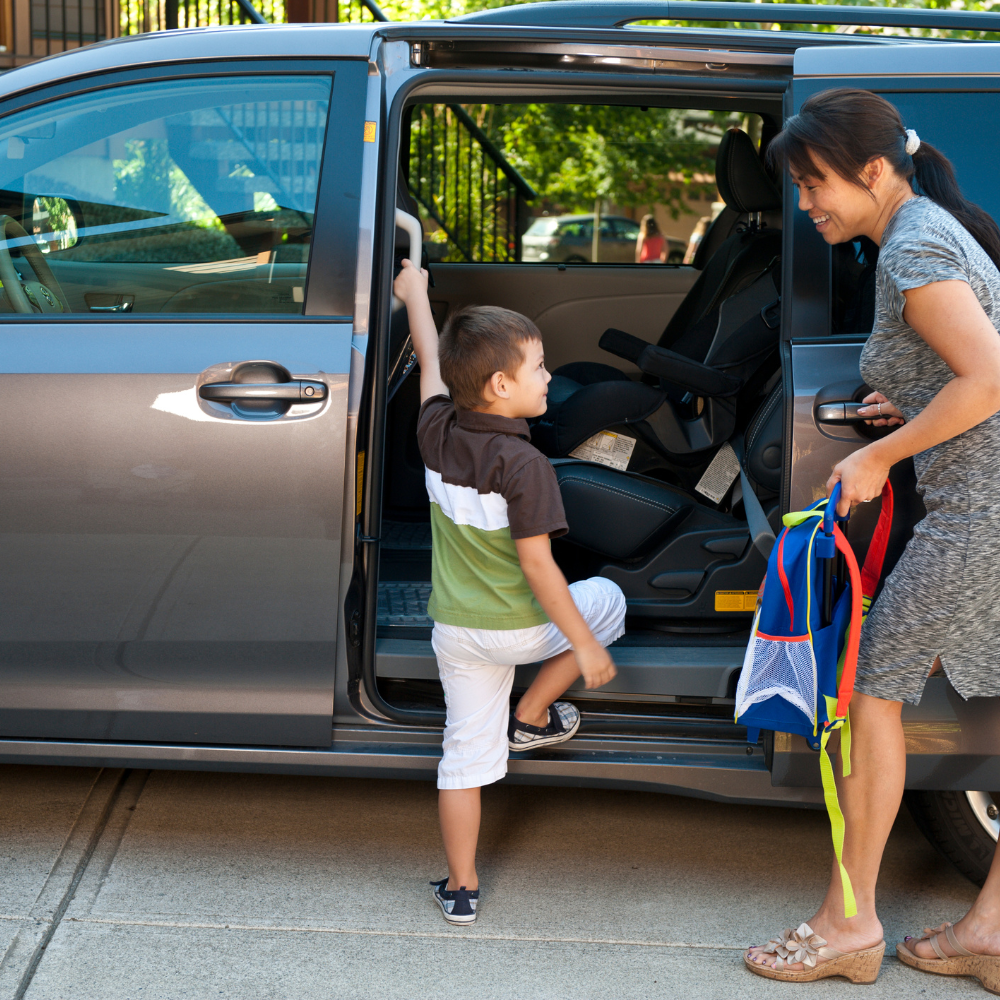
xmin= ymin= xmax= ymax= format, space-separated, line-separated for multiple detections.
xmin=525 ymin=218 xmax=559 ymax=237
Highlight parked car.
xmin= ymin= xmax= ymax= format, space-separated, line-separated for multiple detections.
xmin=521 ymin=214 xmax=686 ymax=263
xmin=1 ymin=0 xmax=1000 ymax=886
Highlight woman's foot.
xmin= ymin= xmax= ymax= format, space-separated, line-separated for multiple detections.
xmin=907 ymin=915 xmax=1000 ymax=960
xmin=747 ymin=908 xmax=884 ymax=973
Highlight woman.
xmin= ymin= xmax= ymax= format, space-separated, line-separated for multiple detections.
xmin=635 ymin=213 xmax=666 ymax=263
xmin=746 ymin=89 xmax=1000 ymax=991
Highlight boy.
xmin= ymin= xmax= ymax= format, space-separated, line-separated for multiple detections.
xmin=393 ymin=259 xmax=627 ymax=927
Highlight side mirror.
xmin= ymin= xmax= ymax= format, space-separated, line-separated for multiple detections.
xmin=30 ymin=195 xmax=79 ymax=252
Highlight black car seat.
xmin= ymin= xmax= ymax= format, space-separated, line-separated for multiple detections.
xmin=552 ymin=378 xmax=784 ymax=621
xmin=531 ymin=128 xmax=782 ymax=466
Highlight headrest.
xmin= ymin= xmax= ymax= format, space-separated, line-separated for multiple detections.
xmin=715 ymin=128 xmax=781 ymax=215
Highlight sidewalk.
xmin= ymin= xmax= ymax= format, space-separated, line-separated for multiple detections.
xmin=0 ymin=765 xmax=983 ymax=999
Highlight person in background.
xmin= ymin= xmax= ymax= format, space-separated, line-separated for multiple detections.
xmin=635 ymin=213 xmax=667 ymax=263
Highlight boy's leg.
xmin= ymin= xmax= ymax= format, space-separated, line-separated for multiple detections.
xmin=433 ymin=629 xmax=518 ymax=893
xmin=514 ymin=577 xmax=626 ymax=727
xmin=439 ymin=787 xmax=481 ymax=890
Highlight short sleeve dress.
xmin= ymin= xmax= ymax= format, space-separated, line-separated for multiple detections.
xmin=856 ymin=196 xmax=1000 ymax=704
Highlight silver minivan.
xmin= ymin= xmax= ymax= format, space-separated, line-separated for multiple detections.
xmin=1 ymin=0 xmax=999 ymax=887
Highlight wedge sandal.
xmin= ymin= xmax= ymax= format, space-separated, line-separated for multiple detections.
xmin=745 ymin=922 xmax=885 ymax=984
xmin=897 ymin=922 xmax=1000 ymax=995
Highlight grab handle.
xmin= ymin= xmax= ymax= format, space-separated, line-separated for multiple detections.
xmin=392 ymin=208 xmax=423 ymax=312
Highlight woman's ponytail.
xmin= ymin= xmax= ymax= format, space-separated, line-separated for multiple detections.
xmin=911 ymin=142 xmax=1000 ymax=270
xmin=769 ymin=88 xmax=1000 ymax=271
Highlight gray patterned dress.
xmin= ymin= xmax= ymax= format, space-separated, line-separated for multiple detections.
xmin=857 ymin=196 xmax=1000 ymax=704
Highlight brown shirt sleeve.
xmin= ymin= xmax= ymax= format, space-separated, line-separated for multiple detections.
xmin=415 ymin=395 xmax=454 ymax=472
xmin=504 ymin=455 xmax=568 ymax=540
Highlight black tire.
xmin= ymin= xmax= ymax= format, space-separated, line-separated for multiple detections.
xmin=904 ymin=790 xmax=999 ymax=887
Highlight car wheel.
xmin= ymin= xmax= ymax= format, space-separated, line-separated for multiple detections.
xmin=564 ymin=254 xmax=587 ymax=264
xmin=904 ymin=790 xmax=999 ymax=886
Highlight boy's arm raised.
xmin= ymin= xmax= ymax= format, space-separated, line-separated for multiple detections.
xmin=514 ymin=535 xmax=617 ymax=690
xmin=393 ymin=259 xmax=449 ymax=404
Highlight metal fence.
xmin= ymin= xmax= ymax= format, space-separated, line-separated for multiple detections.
xmin=406 ymin=104 xmax=536 ymax=263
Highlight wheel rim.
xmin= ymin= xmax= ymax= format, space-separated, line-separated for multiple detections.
xmin=965 ymin=791 xmax=999 ymax=841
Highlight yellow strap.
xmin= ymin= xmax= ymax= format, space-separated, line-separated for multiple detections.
xmin=820 ymin=728 xmax=857 ymax=918
xmin=841 ymin=708 xmax=852 ymax=778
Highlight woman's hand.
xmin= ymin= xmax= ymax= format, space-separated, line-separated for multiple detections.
xmin=827 ymin=445 xmax=892 ymax=516
xmin=857 ymin=391 xmax=905 ymax=427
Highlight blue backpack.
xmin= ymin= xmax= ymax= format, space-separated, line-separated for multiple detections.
xmin=735 ymin=481 xmax=893 ymax=916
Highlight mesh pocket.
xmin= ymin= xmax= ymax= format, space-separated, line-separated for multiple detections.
xmin=735 ymin=633 xmax=817 ymax=722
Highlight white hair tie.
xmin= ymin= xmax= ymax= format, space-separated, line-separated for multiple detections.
xmin=905 ymin=129 xmax=921 ymax=156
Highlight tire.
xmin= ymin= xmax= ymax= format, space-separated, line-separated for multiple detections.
xmin=904 ymin=789 xmax=999 ymax=887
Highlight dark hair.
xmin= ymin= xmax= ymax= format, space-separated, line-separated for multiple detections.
xmin=640 ymin=213 xmax=660 ymax=238
xmin=439 ymin=305 xmax=541 ymax=410
xmin=768 ymin=88 xmax=1000 ymax=269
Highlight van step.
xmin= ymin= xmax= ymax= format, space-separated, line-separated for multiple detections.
xmin=376 ymin=637 xmax=744 ymax=701
xmin=378 ymin=581 xmax=433 ymax=627
xmin=383 ymin=521 xmax=433 ymax=550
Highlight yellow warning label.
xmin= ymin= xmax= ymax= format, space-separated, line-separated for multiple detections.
xmin=715 ymin=590 xmax=759 ymax=613
xmin=363 ymin=121 xmax=377 ymax=143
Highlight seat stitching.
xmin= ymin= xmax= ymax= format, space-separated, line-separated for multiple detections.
xmin=559 ymin=476 xmax=678 ymax=515
xmin=746 ymin=386 xmax=781 ymax=455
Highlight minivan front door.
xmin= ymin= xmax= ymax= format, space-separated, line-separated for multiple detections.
xmin=0 ymin=63 xmax=365 ymax=746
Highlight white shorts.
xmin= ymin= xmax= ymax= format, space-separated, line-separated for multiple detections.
xmin=431 ymin=576 xmax=626 ymax=790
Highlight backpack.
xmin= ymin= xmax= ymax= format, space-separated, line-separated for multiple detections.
xmin=735 ymin=480 xmax=894 ymax=916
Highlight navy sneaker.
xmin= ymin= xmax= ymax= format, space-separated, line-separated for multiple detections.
xmin=508 ymin=701 xmax=581 ymax=751
xmin=430 ymin=877 xmax=479 ymax=925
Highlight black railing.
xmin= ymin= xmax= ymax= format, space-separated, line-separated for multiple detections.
xmin=119 ymin=0 xmax=280 ymax=34
xmin=406 ymin=104 xmax=536 ymax=263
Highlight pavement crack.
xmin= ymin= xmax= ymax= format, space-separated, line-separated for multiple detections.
xmin=7 ymin=768 xmax=132 ymax=1000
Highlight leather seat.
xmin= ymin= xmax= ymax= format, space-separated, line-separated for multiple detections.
xmin=532 ymin=127 xmax=782 ymax=464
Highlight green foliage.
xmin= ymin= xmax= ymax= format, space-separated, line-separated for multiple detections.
xmin=476 ymin=104 xmax=742 ymax=216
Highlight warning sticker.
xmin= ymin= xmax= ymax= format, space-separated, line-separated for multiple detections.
xmin=569 ymin=430 xmax=636 ymax=471
xmin=695 ymin=442 xmax=741 ymax=504
xmin=715 ymin=590 xmax=759 ymax=613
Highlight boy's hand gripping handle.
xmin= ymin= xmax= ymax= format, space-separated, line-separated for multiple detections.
xmin=392 ymin=209 xmax=423 ymax=312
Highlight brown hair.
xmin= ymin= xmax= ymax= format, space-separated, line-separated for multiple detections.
xmin=640 ymin=213 xmax=660 ymax=238
xmin=768 ymin=88 xmax=1000 ymax=269
xmin=439 ymin=305 xmax=541 ymax=411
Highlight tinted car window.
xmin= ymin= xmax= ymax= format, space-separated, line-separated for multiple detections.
xmin=831 ymin=91 xmax=1000 ymax=335
xmin=0 ymin=75 xmax=331 ymax=315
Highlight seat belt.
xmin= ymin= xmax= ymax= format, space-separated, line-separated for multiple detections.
xmin=731 ymin=438 xmax=776 ymax=559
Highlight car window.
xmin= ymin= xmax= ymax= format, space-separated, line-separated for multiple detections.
xmin=0 ymin=75 xmax=331 ymax=315
xmin=406 ymin=102 xmax=762 ymax=264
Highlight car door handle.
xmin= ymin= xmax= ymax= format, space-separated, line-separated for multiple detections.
xmin=815 ymin=401 xmax=869 ymax=424
xmin=199 ymin=380 xmax=327 ymax=402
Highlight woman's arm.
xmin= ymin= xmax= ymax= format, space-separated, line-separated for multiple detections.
xmin=635 ymin=233 xmax=645 ymax=263
xmin=828 ymin=279 xmax=1000 ymax=514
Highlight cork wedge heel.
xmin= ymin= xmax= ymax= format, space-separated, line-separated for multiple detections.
xmin=897 ymin=923 xmax=1000 ymax=996
xmin=745 ymin=923 xmax=885 ymax=984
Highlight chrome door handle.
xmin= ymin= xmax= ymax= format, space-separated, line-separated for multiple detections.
xmin=199 ymin=380 xmax=327 ymax=402
xmin=816 ymin=401 xmax=868 ymax=424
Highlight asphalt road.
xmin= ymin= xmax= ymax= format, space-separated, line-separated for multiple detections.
xmin=0 ymin=764 xmax=988 ymax=999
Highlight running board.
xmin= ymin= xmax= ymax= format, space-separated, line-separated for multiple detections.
xmin=376 ymin=638 xmax=744 ymax=701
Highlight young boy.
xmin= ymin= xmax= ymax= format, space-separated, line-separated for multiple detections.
xmin=393 ymin=259 xmax=627 ymax=926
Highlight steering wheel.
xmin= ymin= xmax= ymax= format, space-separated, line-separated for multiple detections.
xmin=0 ymin=215 xmax=70 ymax=314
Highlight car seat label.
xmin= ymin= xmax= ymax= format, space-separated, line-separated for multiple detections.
xmin=569 ymin=430 xmax=636 ymax=471
xmin=695 ymin=442 xmax=741 ymax=504
xmin=715 ymin=590 xmax=759 ymax=612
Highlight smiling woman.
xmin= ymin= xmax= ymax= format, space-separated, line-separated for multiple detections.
xmin=745 ymin=88 xmax=1000 ymax=992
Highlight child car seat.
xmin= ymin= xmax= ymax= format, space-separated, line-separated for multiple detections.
xmin=532 ymin=128 xmax=782 ymax=463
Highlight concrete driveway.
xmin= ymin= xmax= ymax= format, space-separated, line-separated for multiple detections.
xmin=0 ymin=765 xmax=985 ymax=999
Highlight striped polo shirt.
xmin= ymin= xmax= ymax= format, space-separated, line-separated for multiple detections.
xmin=416 ymin=395 xmax=568 ymax=630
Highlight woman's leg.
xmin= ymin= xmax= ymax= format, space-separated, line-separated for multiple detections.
xmin=750 ymin=691 xmax=905 ymax=967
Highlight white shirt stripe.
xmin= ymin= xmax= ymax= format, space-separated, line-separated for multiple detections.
xmin=425 ymin=468 xmax=509 ymax=532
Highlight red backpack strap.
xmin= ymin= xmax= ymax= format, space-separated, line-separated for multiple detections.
xmin=833 ymin=524 xmax=863 ymax=719
xmin=860 ymin=481 xmax=894 ymax=600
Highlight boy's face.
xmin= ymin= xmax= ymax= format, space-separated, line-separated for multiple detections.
xmin=477 ymin=337 xmax=551 ymax=419
xmin=506 ymin=338 xmax=551 ymax=418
